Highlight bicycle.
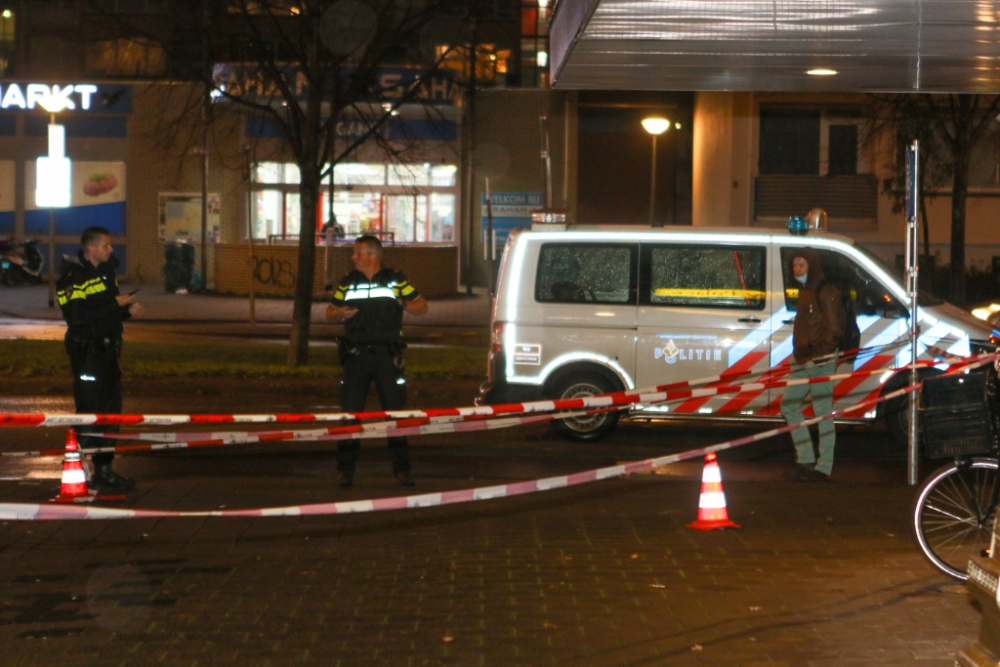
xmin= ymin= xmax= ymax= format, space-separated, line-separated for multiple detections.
xmin=912 ymin=367 xmax=1000 ymax=581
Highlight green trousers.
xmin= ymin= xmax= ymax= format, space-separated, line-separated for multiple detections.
xmin=779 ymin=357 xmax=838 ymax=476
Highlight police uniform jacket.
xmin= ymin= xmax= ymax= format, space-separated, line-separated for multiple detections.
xmin=57 ymin=251 xmax=131 ymax=344
xmin=331 ymin=268 xmax=420 ymax=345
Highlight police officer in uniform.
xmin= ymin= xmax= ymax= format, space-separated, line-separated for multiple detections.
xmin=326 ymin=235 xmax=428 ymax=487
xmin=57 ymin=226 xmax=144 ymax=490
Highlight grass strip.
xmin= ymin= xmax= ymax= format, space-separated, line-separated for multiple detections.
xmin=0 ymin=340 xmax=486 ymax=380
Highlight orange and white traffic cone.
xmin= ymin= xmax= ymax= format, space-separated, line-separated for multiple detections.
xmin=51 ymin=429 xmax=98 ymax=504
xmin=686 ymin=453 xmax=740 ymax=531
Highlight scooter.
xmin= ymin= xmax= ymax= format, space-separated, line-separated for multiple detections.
xmin=0 ymin=238 xmax=44 ymax=286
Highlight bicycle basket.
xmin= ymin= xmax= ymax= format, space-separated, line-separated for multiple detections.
xmin=919 ymin=372 xmax=993 ymax=459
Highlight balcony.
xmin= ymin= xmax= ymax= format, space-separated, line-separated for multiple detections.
xmin=754 ymin=174 xmax=878 ymax=228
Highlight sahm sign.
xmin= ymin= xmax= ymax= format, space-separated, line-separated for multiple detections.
xmin=481 ymin=192 xmax=542 ymax=254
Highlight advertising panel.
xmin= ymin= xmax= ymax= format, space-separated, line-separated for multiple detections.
xmin=25 ymin=161 xmax=126 ymax=235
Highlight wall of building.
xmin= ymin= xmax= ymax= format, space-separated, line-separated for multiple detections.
xmin=468 ymin=88 xmax=576 ymax=287
xmin=215 ymin=242 xmax=458 ymax=298
xmin=692 ymin=92 xmax=750 ymax=227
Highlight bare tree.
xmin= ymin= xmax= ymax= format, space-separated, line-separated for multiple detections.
xmin=88 ymin=0 xmax=471 ymax=365
xmin=868 ymin=93 xmax=1000 ymax=306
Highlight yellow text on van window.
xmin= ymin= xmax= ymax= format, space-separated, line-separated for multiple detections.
xmin=654 ymin=288 xmax=766 ymax=300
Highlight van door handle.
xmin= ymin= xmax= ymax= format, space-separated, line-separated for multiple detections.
xmin=738 ymin=317 xmax=761 ymax=323
xmin=782 ymin=319 xmax=795 ymax=325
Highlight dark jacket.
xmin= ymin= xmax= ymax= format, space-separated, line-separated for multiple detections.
xmin=56 ymin=251 xmax=131 ymax=343
xmin=790 ymin=247 xmax=843 ymax=363
xmin=330 ymin=267 xmax=420 ymax=344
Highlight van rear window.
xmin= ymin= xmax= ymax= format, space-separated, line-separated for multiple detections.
xmin=536 ymin=243 xmax=636 ymax=304
xmin=643 ymin=245 xmax=766 ymax=309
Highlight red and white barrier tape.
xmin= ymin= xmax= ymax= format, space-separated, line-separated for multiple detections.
xmin=0 ymin=356 xmax=990 ymax=521
xmin=0 ymin=353 xmax=986 ymax=431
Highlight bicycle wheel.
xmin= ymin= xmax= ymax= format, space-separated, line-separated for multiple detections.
xmin=912 ymin=458 xmax=999 ymax=580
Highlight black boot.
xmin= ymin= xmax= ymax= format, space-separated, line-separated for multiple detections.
xmin=88 ymin=461 xmax=135 ymax=491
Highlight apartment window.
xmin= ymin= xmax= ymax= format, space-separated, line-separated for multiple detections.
xmin=759 ymin=110 xmax=820 ymax=175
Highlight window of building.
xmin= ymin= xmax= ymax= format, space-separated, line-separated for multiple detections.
xmin=521 ymin=0 xmax=550 ymax=88
xmin=535 ymin=243 xmax=636 ymax=304
xmin=250 ymin=161 xmax=458 ymax=244
xmin=828 ymin=124 xmax=859 ymax=175
xmin=85 ymin=38 xmax=165 ymax=77
xmin=643 ymin=245 xmax=766 ymax=310
xmin=759 ymin=110 xmax=821 ymax=175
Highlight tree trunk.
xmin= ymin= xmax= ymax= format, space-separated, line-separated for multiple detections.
xmin=288 ymin=168 xmax=320 ymax=366
xmin=949 ymin=142 xmax=970 ymax=307
xmin=287 ymin=30 xmax=323 ymax=367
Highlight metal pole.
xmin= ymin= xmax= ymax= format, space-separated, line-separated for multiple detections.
xmin=906 ymin=140 xmax=920 ymax=486
xmin=47 ymin=208 xmax=55 ymax=308
xmin=648 ymin=134 xmax=658 ymax=226
xmin=485 ymin=177 xmax=494 ymax=295
xmin=540 ymin=115 xmax=552 ymax=208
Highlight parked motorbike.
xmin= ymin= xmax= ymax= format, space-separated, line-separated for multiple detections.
xmin=0 ymin=238 xmax=44 ymax=286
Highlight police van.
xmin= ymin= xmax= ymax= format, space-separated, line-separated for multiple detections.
xmin=477 ymin=218 xmax=993 ymax=442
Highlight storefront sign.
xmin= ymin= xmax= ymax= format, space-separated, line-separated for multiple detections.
xmin=213 ymin=65 xmax=459 ymax=106
xmin=0 ymin=83 xmax=131 ymax=113
xmin=481 ymin=192 xmax=542 ymax=247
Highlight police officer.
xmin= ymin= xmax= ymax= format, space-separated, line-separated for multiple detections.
xmin=57 ymin=226 xmax=144 ymax=490
xmin=325 ymin=235 xmax=428 ymax=487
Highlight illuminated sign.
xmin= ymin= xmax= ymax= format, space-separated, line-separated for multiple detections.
xmin=36 ymin=124 xmax=71 ymax=208
xmin=1 ymin=84 xmax=96 ymax=111
xmin=0 ymin=82 xmax=131 ymax=113
xmin=213 ymin=65 xmax=459 ymax=106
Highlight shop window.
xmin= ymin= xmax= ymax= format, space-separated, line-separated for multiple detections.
xmin=535 ymin=243 xmax=636 ymax=304
xmin=253 ymin=162 xmax=300 ymax=184
xmin=643 ymin=245 xmax=766 ymax=310
xmin=333 ymin=162 xmax=385 ymax=186
xmin=388 ymin=163 xmax=431 ymax=187
xmin=431 ymin=165 xmax=456 ymax=187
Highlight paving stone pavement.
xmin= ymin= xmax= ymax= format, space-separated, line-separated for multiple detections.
xmin=0 ymin=458 xmax=981 ymax=667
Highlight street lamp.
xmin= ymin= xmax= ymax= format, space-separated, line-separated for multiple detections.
xmin=641 ymin=117 xmax=669 ymax=226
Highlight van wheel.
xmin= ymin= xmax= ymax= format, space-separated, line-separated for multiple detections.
xmin=549 ymin=373 xmax=620 ymax=442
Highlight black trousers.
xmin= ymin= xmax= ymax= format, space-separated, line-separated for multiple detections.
xmin=337 ymin=348 xmax=410 ymax=474
xmin=67 ymin=340 xmax=122 ymax=466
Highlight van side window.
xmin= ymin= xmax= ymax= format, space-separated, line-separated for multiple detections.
xmin=535 ymin=243 xmax=636 ymax=304
xmin=641 ymin=245 xmax=767 ymax=310
xmin=780 ymin=247 xmax=899 ymax=314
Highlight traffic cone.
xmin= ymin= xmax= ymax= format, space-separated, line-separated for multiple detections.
xmin=686 ymin=453 xmax=740 ymax=530
xmin=51 ymin=429 xmax=97 ymax=504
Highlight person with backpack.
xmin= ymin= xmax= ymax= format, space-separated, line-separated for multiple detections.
xmin=780 ymin=247 xmax=845 ymax=482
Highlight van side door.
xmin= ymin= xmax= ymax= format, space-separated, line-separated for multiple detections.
xmin=635 ymin=243 xmax=771 ymax=416
xmin=772 ymin=246 xmax=907 ymax=417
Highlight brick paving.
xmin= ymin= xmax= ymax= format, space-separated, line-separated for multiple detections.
xmin=0 ymin=421 xmax=981 ymax=667
xmin=0 ymin=290 xmax=983 ymax=665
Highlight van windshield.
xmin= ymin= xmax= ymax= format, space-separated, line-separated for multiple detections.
xmin=853 ymin=245 xmax=944 ymax=306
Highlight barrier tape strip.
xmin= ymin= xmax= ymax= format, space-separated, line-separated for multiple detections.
xmin=0 ymin=356 xmax=989 ymax=522
xmin=80 ymin=357 xmax=970 ymax=447
xmin=5 ymin=356 xmax=989 ymax=522
xmin=0 ymin=352 xmax=984 ymax=431
xmin=0 ymin=355 xmax=964 ymax=459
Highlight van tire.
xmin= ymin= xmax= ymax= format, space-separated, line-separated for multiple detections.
xmin=549 ymin=373 xmax=620 ymax=442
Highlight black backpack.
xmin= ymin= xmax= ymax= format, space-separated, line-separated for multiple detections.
xmin=815 ymin=279 xmax=861 ymax=360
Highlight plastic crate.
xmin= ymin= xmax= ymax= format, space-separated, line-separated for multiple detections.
xmin=919 ymin=373 xmax=993 ymax=459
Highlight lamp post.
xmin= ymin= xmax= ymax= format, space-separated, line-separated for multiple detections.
xmin=641 ymin=117 xmax=669 ymax=226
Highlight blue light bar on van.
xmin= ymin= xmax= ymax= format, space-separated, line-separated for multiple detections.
xmin=787 ymin=216 xmax=809 ymax=235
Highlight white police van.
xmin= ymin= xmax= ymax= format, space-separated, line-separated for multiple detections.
xmin=477 ymin=219 xmax=993 ymax=441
